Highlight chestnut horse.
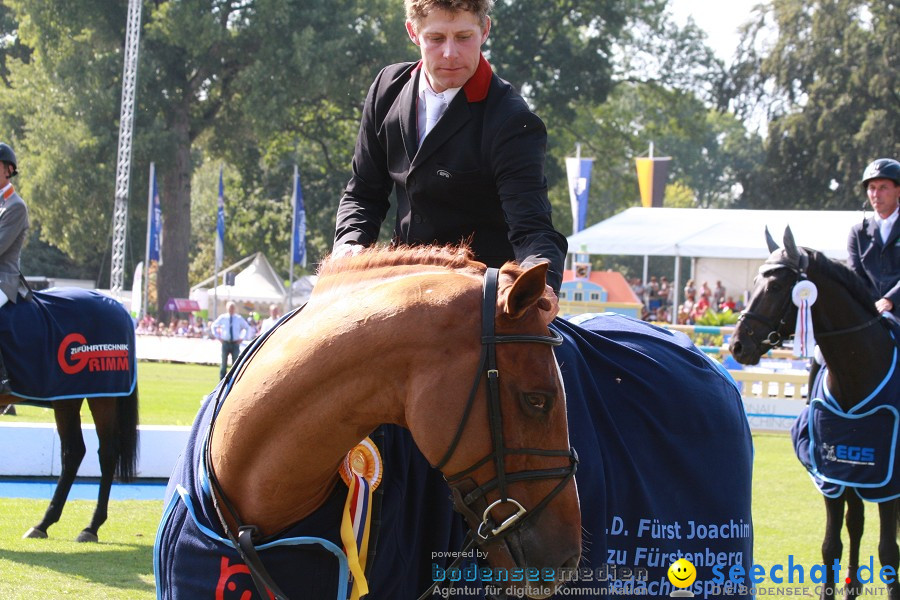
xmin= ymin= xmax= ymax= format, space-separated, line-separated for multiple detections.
xmin=156 ymin=246 xmax=580 ymax=599
xmin=729 ymin=228 xmax=900 ymax=600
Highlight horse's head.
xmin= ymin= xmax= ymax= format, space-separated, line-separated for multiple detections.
xmin=405 ymin=261 xmax=581 ymax=598
xmin=729 ymin=226 xmax=804 ymax=364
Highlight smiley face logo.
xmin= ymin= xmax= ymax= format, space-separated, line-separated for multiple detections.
xmin=668 ymin=558 xmax=697 ymax=589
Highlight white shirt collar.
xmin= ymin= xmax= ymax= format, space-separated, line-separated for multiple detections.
xmin=875 ymin=206 xmax=899 ymax=242
xmin=875 ymin=206 xmax=899 ymax=226
xmin=417 ymin=70 xmax=462 ymax=105
xmin=417 ymin=71 xmax=461 ymax=144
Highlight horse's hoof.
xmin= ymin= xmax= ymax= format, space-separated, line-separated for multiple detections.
xmin=76 ymin=530 xmax=98 ymax=543
xmin=22 ymin=527 xmax=47 ymax=539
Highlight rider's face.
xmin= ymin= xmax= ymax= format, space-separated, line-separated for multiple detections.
xmin=867 ymin=178 xmax=900 ymax=219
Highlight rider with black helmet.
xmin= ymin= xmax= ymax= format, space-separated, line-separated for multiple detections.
xmin=0 ymin=142 xmax=31 ymax=394
xmin=848 ymin=157 xmax=900 ymax=318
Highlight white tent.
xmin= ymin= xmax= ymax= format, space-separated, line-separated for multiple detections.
xmin=567 ymin=207 xmax=865 ymax=321
xmin=287 ymin=275 xmax=318 ymax=308
xmin=567 ymin=207 xmax=861 ymax=260
xmin=191 ymin=252 xmax=286 ymax=316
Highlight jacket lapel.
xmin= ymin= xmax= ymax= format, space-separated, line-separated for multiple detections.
xmin=866 ymin=218 xmax=882 ymax=247
xmin=884 ymin=219 xmax=900 ymax=248
xmin=398 ymin=64 xmax=421 ymax=165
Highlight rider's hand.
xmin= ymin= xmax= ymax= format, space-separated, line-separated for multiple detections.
xmin=332 ymin=243 xmax=365 ymax=259
xmin=537 ymin=285 xmax=559 ymax=326
xmin=876 ymin=297 xmax=894 ymax=314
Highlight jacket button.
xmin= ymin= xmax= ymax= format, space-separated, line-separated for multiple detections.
xmin=413 ymin=214 xmax=423 ymax=224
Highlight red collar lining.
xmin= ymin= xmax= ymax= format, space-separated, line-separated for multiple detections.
xmin=410 ymin=54 xmax=491 ymax=103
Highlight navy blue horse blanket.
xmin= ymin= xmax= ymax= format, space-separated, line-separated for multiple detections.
xmin=155 ymin=314 xmax=753 ymax=599
xmin=0 ymin=288 xmax=136 ymax=401
xmin=792 ymin=331 xmax=900 ymax=502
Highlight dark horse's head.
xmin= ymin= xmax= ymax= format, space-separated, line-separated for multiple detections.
xmin=729 ymin=227 xmax=810 ymax=364
xmin=729 ymin=226 xmax=879 ymax=365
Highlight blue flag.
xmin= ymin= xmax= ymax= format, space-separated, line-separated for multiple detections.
xmin=148 ymin=172 xmax=162 ymax=262
xmin=215 ymin=168 xmax=225 ymax=269
xmin=292 ymin=168 xmax=306 ymax=268
xmin=566 ymin=157 xmax=593 ymax=234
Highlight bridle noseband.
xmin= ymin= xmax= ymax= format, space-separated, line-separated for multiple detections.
xmin=435 ymin=268 xmax=578 ymax=547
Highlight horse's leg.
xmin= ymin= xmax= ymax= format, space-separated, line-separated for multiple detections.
xmin=73 ymin=397 xmax=119 ymax=543
xmin=878 ymin=499 xmax=900 ymax=600
xmin=843 ymin=491 xmax=864 ymax=599
xmin=820 ymin=494 xmax=845 ymax=600
xmin=23 ymin=399 xmax=86 ymax=539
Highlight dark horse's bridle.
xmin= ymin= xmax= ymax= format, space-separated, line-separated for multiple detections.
xmin=205 ymin=267 xmax=577 ymax=600
xmin=738 ymin=251 xmax=882 ymax=349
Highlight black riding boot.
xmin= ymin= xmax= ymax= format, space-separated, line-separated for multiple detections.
xmin=0 ymin=351 xmax=12 ymax=394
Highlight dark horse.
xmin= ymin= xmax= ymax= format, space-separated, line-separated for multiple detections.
xmin=730 ymin=227 xmax=900 ymax=600
xmin=0 ymin=288 xmax=139 ymax=543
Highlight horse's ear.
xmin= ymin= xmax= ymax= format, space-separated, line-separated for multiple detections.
xmin=783 ymin=226 xmax=799 ymax=259
xmin=765 ymin=227 xmax=779 ymax=253
xmin=503 ymin=263 xmax=549 ymax=320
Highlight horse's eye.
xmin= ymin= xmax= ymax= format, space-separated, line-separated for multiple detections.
xmin=521 ymin=393 xmax=551 ymax=413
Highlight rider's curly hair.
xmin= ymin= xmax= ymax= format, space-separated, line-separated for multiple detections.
xmin=404 ymin=0 xmax=493 ymax=30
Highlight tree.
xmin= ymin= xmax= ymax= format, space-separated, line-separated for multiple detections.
xmin=0 ymin=0 xmax=407 ymax=315
xmin=730 ymin=0 xmax=900 ymax=209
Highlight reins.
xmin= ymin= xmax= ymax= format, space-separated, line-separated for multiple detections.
xmin=203 ymin=307 xmax=304 ymax=600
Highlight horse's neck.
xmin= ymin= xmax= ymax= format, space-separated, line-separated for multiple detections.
xmin=209 ymin=271 xmax=476 ymax=535
xmin=811 ymin=276 xmax=893 ymax=408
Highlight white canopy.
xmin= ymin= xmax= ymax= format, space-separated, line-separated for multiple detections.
xmin=191 ymin=252 xmax=287 ymax=310
xmin=567 ymin=207 xmax=864 ymax=261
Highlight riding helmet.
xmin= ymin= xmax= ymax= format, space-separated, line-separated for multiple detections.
xmin=0 ymin=143 xmax=17 ymax=177
xmin=861 ymin=158 xmax=900 ymax=188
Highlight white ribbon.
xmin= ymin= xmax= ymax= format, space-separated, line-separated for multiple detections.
xmin=792 ymin=280 xmax=818 ymax=357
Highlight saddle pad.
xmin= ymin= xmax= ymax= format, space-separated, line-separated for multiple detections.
xmin=793 ymin=399 xmax=900 ymax=501
xmin=0 ymin=288 xmax=136 ymax=400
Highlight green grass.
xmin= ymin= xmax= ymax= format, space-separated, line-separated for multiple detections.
xmin=0 ymin=499 xmax=160 ymax=599
xmin=0 ymin=361 xmax=218 ymax=426
xmin=752 ymin=433 xmax=885 ymax=596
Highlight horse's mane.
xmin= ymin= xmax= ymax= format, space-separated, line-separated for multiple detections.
xmin=806 ymin=248 xmax=879 ymax=317
xmin=318 ymin=244 xmax=498 ymax=278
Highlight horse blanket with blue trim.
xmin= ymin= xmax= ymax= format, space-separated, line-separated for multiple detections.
xmin=154 ymin=384 xmax=469 ymax=600
xmin=553 ymin=316 xmax=753 ymax=598
xmin=792 ymin=340 xmax=900 ymax=502
xmin=0 ymin=288 xmax=136 ymax=400
xmin=155 ymin=314 xmax=754 ymax=599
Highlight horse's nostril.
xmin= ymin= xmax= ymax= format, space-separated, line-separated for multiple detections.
xmin=732 ymin=341 xmax=742 ymax=356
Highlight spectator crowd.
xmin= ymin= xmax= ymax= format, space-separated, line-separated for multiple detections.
xmin=630 ymin=277 xmax=742 ymax=324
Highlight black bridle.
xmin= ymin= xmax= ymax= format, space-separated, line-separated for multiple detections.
xmin=436 ymin=268 xmax=578 ymax=546
xmin=736 ymin=262 xmax=800 ymax=349
xmin=738 ymin=254 xmax=882 ymax=349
